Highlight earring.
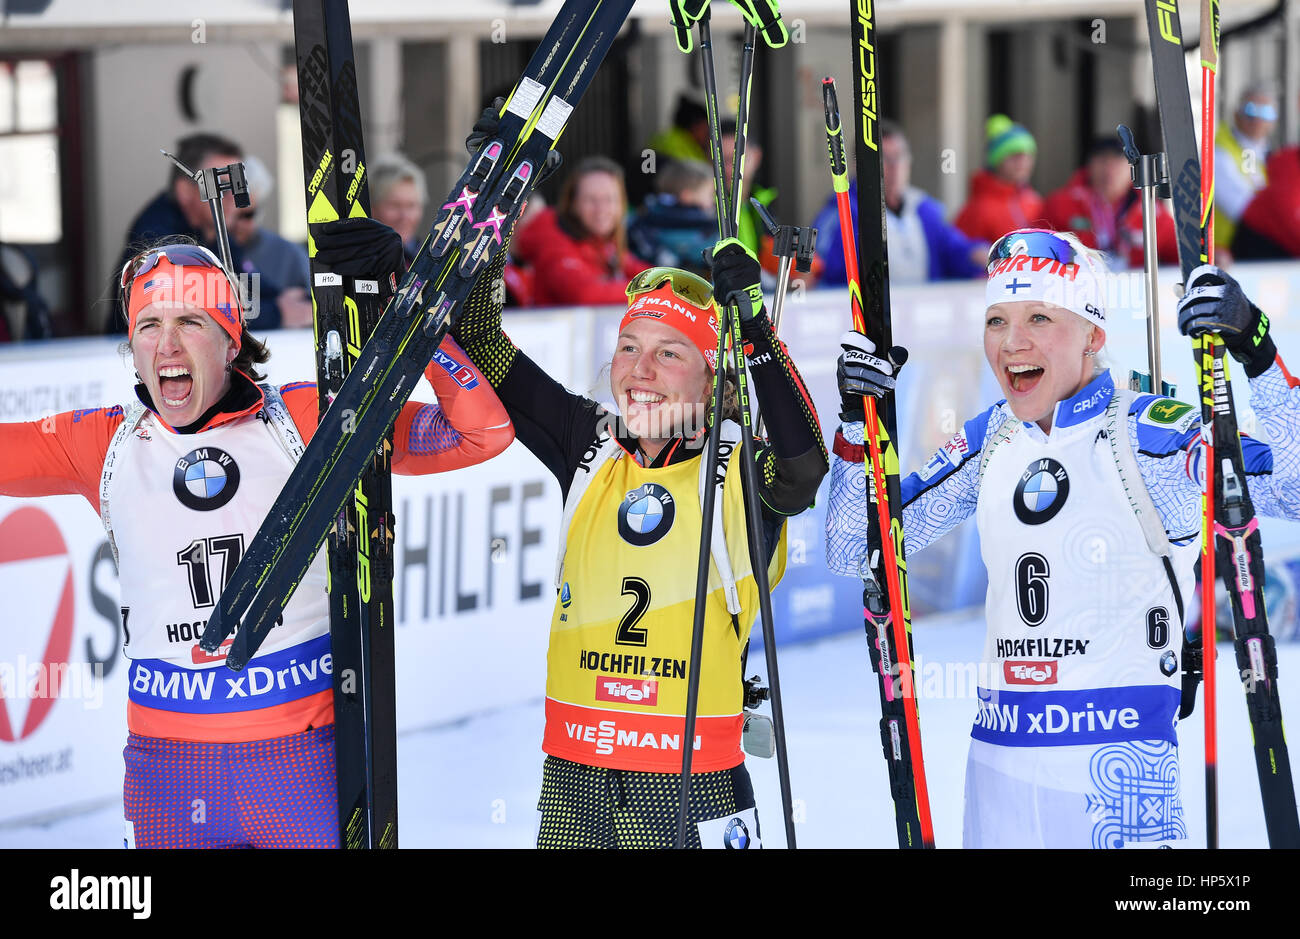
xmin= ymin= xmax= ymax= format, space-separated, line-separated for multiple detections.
xmin=1084 ymin=349 xmax=1097 ymax=358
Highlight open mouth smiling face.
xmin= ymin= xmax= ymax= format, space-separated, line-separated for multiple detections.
xmin=984 ymin=300 xmax=1101 ymax=431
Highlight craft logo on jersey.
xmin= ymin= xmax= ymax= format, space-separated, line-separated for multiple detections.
xmin=723 ymin=816 xmax=751 ymax=850
xmin=618 ymin=483 xmax=676 ymax=547
xmin=1014 ymin=458 xmax=1069 ymax=525
xmin=173 ymin=447 xmax=240 ymax=511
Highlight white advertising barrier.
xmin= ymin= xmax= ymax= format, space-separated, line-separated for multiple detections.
xmin=4 ymin=261 xmax=1300 ymax=825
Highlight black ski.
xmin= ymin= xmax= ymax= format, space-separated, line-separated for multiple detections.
xmin=843 ymin=6 xmax=935 ymax=848
xmin=200 ymin=0 xmax=634 ymax=667
xmin=294 ymin=0 xmax=398 ymax=849
xmin=1145 ymin=0 xmax=1300 ymax=847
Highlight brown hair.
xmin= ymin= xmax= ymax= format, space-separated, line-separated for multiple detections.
xmin=556 ymin=155 xmax=630 ymax=267
xmin=232 ymin=328 xmax=271 ymax=381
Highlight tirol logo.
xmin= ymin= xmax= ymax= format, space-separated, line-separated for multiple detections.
xmin=723 ymin=816 xmax=751 ymax=850
xmin=560 ymin=582 xmax=572 ymax=608
xmin=0 ymin=508 xmax=75 ymax=741
xmin=173 ymin=447 xmax=240 ymax=511
xmin=1004 ymin=660 xmax=1059 ymax=685
xmin=617 ymin=483 xmax=676 ymax=547
xmin=1014 ymin=458 xmax=1069 ymax=525
xmin=594 ymin=676 xmax=658 ymax=706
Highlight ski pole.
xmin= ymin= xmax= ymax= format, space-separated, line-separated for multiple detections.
xmin=161 ymin=149 xmax=249 ymax=306
xmin=677 ymin=6 xmax=798 ymax=850
xmin=1199 ymin=0 xmax=1221 ymax=850
xmin=824 ymin=74 xmax=934 ymax=849
xmin=751 ymin=197 xmax=816 ymax=439
xmin=1117 ymin=124 xmax=1174 ymax=397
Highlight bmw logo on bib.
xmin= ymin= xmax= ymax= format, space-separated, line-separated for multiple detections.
xmin=723 ymin=816 xmax=750 ymax=850
xmin=173 ymin=447 xmax=240 ymax=511
xmin=1013 ymin=458 xmax=1070 ymax=525
xmin=617 ymin=483 xmax=676 ymax=547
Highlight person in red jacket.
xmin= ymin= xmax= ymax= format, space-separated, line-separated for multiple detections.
xmin=513 ymin=156 xmax=650 ymax=307
xmin=1044 ymin=137 xmax=1178 ymax=270
xmin=1233 ymin=145 xmax=1300 ymax=260
xmin=955 ymin=115 xmax=1045 ymax=244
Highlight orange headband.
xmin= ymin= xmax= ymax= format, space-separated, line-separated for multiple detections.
xmin=620 ymin=282 xmax=720 ymax=370
xmin=126 ymin=257 xmax=243 ymax=351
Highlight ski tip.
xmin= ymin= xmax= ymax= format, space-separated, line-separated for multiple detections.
xmin=223 ymin=633 xmax=251 ymax=672
xmin=198 ymin=610 xmax=231 ymax=653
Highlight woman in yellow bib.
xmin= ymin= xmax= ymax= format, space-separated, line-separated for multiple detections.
xmin=451 ymin=235 xmax=828 ymax=848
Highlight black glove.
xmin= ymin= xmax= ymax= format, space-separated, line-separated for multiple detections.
xmin=466 ymin=97 xmax=506 ymax=155
xmin=312 ymin=217 xmax=404 ymax=281
xmin=837 ymin=329 xmax=907 ymax=422
xmin=466 ymin=97 xmax=564 ymax=185
xmin=1177 ymin=263 xmax=1276 ymax=377
xmin=708 ymin=237 xmax=764 ymax=321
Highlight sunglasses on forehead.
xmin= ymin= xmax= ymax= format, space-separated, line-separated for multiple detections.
xmin=987 ymin=229 xmax=1083 ymax=270
xmin=1241 ymin=101 xmax=1278 ymax=122
xmin=119 ymin=243 xmax=244 ymax=310
xmin=626 ymin=266 xmax=716 ymax=309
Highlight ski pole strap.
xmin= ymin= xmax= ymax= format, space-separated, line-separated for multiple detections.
xmin=665 ymin=0 xmax=707 ymax=52
xmin=727 ymin=0 xmax=787 ymax=47
xmin=669 ymin=0 xmax=787 ymax=54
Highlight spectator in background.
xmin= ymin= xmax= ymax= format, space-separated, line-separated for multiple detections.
xmin=110 ymin=132 xmax=245 ymax=333
xmin=1044 ymin=137 xmax=1177 ymax=270
xmin=1231 ymin=144 xmax=1300 ymax=260
xmin=1215 ymin=83 xmax=1277 ymax=254
xmin=513 ymin=156 xmax=649 ymax=307
xmin=646 ymin=89 xmax=712 ymax=166
xmin=627 ymin=158 xmax=717 ymax=277
xmin=955 ymin=115 xmax=1045 ymax=244
xmin=112 ymin=133 xmax=310 ymax=333
xmin=231 ymin=156 xmax=313 ymax=330
xmin=0 ymin=243 xmax=54 ymax=340
xmin=370 ymin=152 xmax=428 ymax=267
xmin=716 ymin=120 xmax=819 ymax=286
xmin=812 ymin=120 xmax=986 ymax=287
xmin=719 ymin=119 xmax=773 ymax=265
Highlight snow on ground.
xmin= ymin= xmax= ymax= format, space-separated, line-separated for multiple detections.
xmin=1 ymin=610 xmax=1295 ymax=848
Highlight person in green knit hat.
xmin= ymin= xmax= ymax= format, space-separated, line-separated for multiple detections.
xmin=955 ymin=114 xmax=1045 ymax=245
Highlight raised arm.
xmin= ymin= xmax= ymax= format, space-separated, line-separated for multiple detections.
xmin=0 ymin=407 xmax=122 ymax=510
xmin=1171 ymin=264 xmax=1300 ymax=521
xmin=711 ymin=239 xmax=828 ymax=518
xmin=389 ymin=335 xmax=514 ymax=474
xmin=825 ymin=331 xmax=993 ymax=576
